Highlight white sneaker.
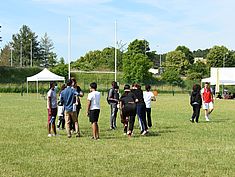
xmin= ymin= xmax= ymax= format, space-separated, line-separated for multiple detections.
xmin=205 ymin=116 xmax=210 ymax=121
xmin=48 ymin=134 xmax=52 ymax=137
xmin=141 ymin=130 xmax=147 ymax=135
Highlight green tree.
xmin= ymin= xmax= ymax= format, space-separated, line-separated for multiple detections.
xmin=193 ymin=49 xmax=210 ymax=58
xmin=123 ymin=53 xmax=153 ymax=83
xmin=11 ymin=25 xmax=40 ymax=67
xmin=206 ymin=46 xmax=235 ymax=67
xmin=0 ymin=44 xmax=10 ymax=66
xmin=175 ymin=46 xmax=194 ymax=65
xmin=161 ymin=68 xmax=183 ymax=86
xmin=40 ymin=33 xmax=57 ymax=68
xmin=187 ymin=61 xmax=209 ymax=80
xmin=50 ymin=63 xmax=68 ymax=79
xmin=164 ymin=50 xmax=189 ymax=75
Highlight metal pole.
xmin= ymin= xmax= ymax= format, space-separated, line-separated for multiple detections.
xmin=68 ymin=17 xmax=71 ymax=79
xmin=30 ymin=39 xmax=32 ymax=67
xmin=114 ymin=20 xmax=117 ymax=82
xmin=10 ymin=46 xmax=13 ymax=67
xmin=20 ymin=41 xmax=22 ymax=67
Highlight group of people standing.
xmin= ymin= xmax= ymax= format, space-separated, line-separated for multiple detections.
xmin=107 ymin=81 xmax=156 ymax=137
xmin=47 ymin=78 xmax=101 ymax=139
xmin=47 ymin=80 xmax=156 ymax=139
xmin=190 ymin=82 xmax=214 ymax=123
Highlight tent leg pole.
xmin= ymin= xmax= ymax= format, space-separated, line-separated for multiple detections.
xmin=37 ymin=81 xmax=38 ymax=99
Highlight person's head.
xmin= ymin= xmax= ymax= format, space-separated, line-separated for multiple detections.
xmin=145 ymin=84 xmax=151 ymax=91
xmin=204 ymin=82 xmax=209 ymax=89
xmin=50 ymin=82 xmax=55 ymax=90
xmin=124 ymin=84 xmax=131 ymax=92
xmin=66 ymin=79 xmax=72 ymax=86
xmin=112 ymin=81 xmax=118 ymax=89
xmin=90 ymin=82 xmax=97 ymax=91
xmin=192 ymin=84 xmax=201 ymax=92
xmin=71 ymin=77 xmax=77 ymax=87
xmin=61 ymin=84 xmax=66 ymax=91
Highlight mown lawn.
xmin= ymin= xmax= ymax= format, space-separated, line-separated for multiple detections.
xmin=0 ymin=93 xmax=235 ymax=177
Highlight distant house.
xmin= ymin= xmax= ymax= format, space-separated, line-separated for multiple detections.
xmin=194 ymin=57 xmax=207 ymax=64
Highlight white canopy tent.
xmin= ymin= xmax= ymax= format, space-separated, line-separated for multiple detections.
xmin=26 ymin=68 xmax=65 ymax=96
xmin=201 ymin=67 xmax=235 ymax=92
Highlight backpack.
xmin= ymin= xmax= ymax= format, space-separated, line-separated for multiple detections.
xmin=107 ymin=88 xmax=114 ymax=104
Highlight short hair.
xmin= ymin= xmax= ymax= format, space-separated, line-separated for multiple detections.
xmin=205 ymin=82 xmax=209 ymax=85
xmin=71 ymin=77 xmax=77 ymax=85
xmin=90 ymin=82 xmax=97 ymax=90
xmin=145 ymin=84 xmax=151 ymax=91
xmin=66 ymin=79 xmax=72 ymax=86
xmin=112 ymin=81 xmax=118 ymax=89
xmin=50 ymin=82 xmax=55 ymax=89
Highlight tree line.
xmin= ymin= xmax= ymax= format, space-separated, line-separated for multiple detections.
xmin=1 ymin=25 xmax=235 ymax=85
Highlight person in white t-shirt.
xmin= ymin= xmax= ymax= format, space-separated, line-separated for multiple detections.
xmin=47 ymin=82 xmax=57 ymax=137
xmin=87 ymin=82 xmax=101 ymax=140
xmin=143 ymin=85 xmax=156 ymax=128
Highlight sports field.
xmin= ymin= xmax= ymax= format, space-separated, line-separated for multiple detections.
xmin=0 ymin=93 xmax=235 ymax=177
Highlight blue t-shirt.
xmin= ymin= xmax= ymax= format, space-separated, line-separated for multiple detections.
xmin=60 ymin=86 xmax=79 ymax=112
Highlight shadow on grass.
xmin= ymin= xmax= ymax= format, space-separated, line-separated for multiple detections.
xmin=198 ymin=118 xmax=230 ymax=124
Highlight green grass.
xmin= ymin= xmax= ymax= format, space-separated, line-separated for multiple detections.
xmin=0 ymin=93 xmax=235 ymax=177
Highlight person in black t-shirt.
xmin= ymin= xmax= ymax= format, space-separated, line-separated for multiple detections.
xmin=107 ymin=81 xmax=119 ymax=130
xmin=120 ymin=84 xmax=138 ymax=137
xmin=132 ymin=83 xmax=148 ymax=135
xmin=190 ymin=84 xmax=202 ymax=123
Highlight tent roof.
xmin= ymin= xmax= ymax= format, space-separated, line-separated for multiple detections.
xmin=201 ymin=67 xmax=235 ymax=85
xmin=27 ymin=68 xmax=65 ymax=82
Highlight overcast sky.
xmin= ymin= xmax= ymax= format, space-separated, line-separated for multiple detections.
xmin=1 ymin=0 xmax=235 ymax=61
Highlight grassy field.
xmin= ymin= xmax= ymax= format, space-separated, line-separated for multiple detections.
xmin=0 ymin=93 xmax=235 ymax=177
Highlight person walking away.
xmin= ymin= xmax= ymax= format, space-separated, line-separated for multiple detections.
xmin=143 ymin=85 xmax=156 ymax=128
xmin=201 ymin=82 xmax=214 ymax=121
xmin=47 ymin=82 xmax=57 ymax=137
xmin=120 ymin=84 xmax=138 ymax=137
xmin=190 ymin=84 xmax=202 ymax=123
xmin=57 ymin=84 xmax=66 ymax=130
xmin=107 ymin=81 xmax=119 ymax=130
xmin=60 ymin=79 xmax=80 ymax=138
xmin=132 ymin=84 xmax=148 ymax=135
xmin=87 ymin=82 xmax=101 ymax=140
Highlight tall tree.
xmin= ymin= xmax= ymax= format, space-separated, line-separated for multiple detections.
xmin=206 ymin=46 xmax=235 ymax=67
xmin=0 ymin=44 xmax=10 ymax=66
xmin=175 ymin=46 xmax=194 ymax=65
xmin=122 ymin=39 xmax=153 ymax=83
xmin=164 ymin=50 xmax=189 ymax=75
xmin=40 ymin=33 xmax=57 ymax=67
xmin=11 ymin=25 xmax=40 ymax=67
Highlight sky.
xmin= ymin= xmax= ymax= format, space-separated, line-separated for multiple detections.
xmin=1 ymin=0 xmax=235 ymax=62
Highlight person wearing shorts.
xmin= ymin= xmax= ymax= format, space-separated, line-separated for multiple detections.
xmin=201 ymin=82 xmax=214 ymax=121
xmin=47 ymin=82 xmax=57 ymax=137
xmin=87 ymin=82 xmax=101 ymax=140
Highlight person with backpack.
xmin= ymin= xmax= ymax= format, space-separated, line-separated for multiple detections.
xmin=190 ymin=84 xmax=202 ymax=123
xmin=107 ymin=81 xmax=119 ymax=130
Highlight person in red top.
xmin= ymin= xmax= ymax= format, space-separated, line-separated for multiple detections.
xmin=201 ymin=82 xmax=214 ymax=121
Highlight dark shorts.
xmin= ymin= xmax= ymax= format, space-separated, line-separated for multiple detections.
xmin=48 ymin=108 xmax=57 ymax=124
xmin=89 ymin=109 xmax=100 ymax=123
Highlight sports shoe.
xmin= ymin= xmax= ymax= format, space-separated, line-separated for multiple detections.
xmin=205 ymin=116 xmax=210 ymax=121
xmin=141 ymin=130 xmax=147 ymax=135
xmin=48 ymin=134 xmax=52 ymax=137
